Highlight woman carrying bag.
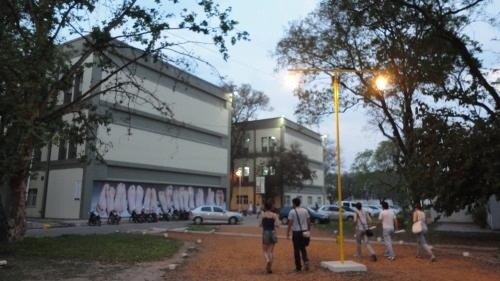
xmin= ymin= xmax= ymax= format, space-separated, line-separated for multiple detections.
xmin=412 ymin=203 xmax=436 ymax=262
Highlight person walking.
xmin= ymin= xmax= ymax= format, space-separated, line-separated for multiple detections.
xmin=378 ymin=201 xmax=398 ymax=260
xmin=286 ymin=197 xmax=311 ymax=272
xmin=259 ymin=200 xmax=280 ymax=273
xmin=353 ymin=202 xmax=377 ymax=261
xmin=413 ymin=203 xmax=436 ymax=262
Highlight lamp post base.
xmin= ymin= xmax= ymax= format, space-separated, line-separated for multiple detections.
xmin=320 ymin=260 xmax=367 ymax=272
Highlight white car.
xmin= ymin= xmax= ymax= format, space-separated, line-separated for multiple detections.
xmin=190 ymin=205 xmax=243 ymax=225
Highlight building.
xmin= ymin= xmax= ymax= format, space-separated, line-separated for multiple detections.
xmin=26 ymin=38 xmax=231 ymax=219
xmin=231 ymin=117 xmax=325 ymax=211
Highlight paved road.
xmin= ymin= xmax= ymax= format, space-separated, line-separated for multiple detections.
xmin=26 ymin=214 xmax=260 ymax=237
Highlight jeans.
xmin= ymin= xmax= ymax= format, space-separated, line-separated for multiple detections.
xmin=416 ymin=231 xmax=434 ymax=258
xmin=382 ymin=228 xmax=395 ymax=258
xmin=292 ymin=231 xmax=308 ymax=270
xmin=355 ymin=229 xmax=375 ymax=257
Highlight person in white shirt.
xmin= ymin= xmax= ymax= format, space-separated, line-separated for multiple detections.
xmin=286 ymin=197 xmax=311 ymax=272
xmin=378 ymin=201 xmax=398 ymax=260
xmin=354 ymin=202 xmax=377 ymax=261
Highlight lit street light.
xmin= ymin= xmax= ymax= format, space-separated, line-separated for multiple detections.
xmin=289 ymin=68 xmax=388 ymax=265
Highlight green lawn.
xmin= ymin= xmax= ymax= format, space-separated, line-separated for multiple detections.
xmin=0 ymin=233 xmax=182 ymax=280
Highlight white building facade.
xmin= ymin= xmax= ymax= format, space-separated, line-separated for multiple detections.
xmin=232 ymin=117 xmax=325 ymax=211
xmin=26 ymin=38 xmax=231 ymax=219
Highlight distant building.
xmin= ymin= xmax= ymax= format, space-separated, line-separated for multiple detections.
xmin=26 ymin=38 xmax=231 ymax=219
xmin=231 ymin=117 xmax=325 ymax=211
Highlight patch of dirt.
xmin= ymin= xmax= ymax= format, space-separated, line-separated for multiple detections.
xmin=164 ymin=226 xmax=500 ymax=281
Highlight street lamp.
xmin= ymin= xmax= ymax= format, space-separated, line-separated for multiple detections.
xmin=289 ymin=68 xmax=388 ymax=265
xmin=236 ymin=167 xmax=242 ymax=212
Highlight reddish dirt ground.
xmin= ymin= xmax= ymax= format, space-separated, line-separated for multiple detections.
xmin=165 ymin=225 xmax=499 ymax=281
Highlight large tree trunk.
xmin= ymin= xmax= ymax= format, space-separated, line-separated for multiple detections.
xmin=0 ymin=140 xmax=32 ymax=242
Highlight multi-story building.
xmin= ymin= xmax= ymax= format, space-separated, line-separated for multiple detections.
xmin=231 ymin=117 xmax=325 ymax=211
xmin=26 ymin=38 xmax=231 ymax=219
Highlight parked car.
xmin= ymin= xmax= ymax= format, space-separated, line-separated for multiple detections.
xmin=318 ymin=204 xmax=356 ymax=221
xmin=190 ymin=205 xmax=243 ymax=225
xmin=279 ymin=206 xmax=330 ymax=225
xmin=366 ymin=205 xmax=382 ymax=217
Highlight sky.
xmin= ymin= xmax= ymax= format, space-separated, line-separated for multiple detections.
xmin=169 ymin=0 xmax=500 ymax=168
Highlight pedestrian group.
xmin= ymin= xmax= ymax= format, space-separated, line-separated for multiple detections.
xmin=259 ymin=198 xmax=436 ymax=274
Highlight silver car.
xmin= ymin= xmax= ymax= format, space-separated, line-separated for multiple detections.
xmin=318 ymin=205 xmax=356 ymax=221
xmin=190 ymin=205 xmax=243 ymax=225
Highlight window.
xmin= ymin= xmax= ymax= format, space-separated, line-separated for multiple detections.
xmin=68 ymin=141 xmax=77 ymax=159
xmin=269 ymin=136 xmax=277 ymax=152
xmin=260 ymin=165 xmax=275 ymax=176
xmin=58 ymin=140 xmax=67 ymax=160
xmin=214 ymin=207 xmax=224 ymax=213
xmin=236 ymin=195 xmax=248 ymax=205
xmin=63 ymin=72 xmax=83 ymax=104
xmin=73 ymin=72 xmax=83 ymax=100
xmin=317 ymin=197 xmax=322 ymax=206
xmin=261 ymin=137 xmax=269 ymax=152
xmin=26 ymin=189 xmax=38 ymax=207
xmin=33 ymin=148 xmax=42 ymax=162
xmin=201 ymin=207 xmax=211 ymax=212
xmin=307 ymin=196 xmax=313 ymax=205
xmin=243 ymin=133 xmax=250 ymax=154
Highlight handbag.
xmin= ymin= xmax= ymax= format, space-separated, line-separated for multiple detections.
xmin=295 ymin=208 xmax=310 ymax=246
xmin=412 ymin=221 xmax=423 ymax=234
xmin=365 ymin=229 xmax=374 ymax=237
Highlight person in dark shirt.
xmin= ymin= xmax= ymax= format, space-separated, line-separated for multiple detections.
xmin=259 ymin=200 xmax=280 ymax=273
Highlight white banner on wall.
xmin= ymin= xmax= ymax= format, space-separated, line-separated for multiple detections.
xmin=256 ymin=176 xmax=265 ymax=194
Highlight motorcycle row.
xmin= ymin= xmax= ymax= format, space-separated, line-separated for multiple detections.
xmin=88 ymin=209 xmax=190 ymax=226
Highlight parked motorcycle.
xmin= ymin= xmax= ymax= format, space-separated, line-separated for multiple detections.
xmin=107 ymin=210 xmax=121 ymax=225
xmin=146 ymin=212 xmax=158 ymax=223
xmin=88 ymin=211 xmax=101 ymax=226
xmin=129 ymin=210 xmax=146 ymax=223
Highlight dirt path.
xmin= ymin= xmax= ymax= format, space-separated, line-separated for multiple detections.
xmin=164 ymin=226 xmax=500 ymax=281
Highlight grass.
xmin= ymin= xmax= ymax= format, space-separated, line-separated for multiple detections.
xmin=186 ymin=224 xmax=217 ymax=232
xmin=0 ymin=233 xmax=182 ymax=281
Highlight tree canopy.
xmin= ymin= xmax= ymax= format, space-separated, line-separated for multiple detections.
xmin=275 ymin=0 xmax=499 ymax=214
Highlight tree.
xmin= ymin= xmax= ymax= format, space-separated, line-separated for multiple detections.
xmin=274 ymin=0 xmax=499 ymax=213
xmin=0 ymin=0 xmax=248 ymax=242
xmin=228 ymin=83 xmax=271 ymax=160
xmin=264 ymin=143 xmax=316 ymax=205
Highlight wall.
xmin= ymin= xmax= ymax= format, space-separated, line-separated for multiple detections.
xmin=98 ymin=124 xmax=228 ymax=175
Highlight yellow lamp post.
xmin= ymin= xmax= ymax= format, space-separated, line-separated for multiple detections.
xmin=289 ymin=68 xmax=388 ymax=264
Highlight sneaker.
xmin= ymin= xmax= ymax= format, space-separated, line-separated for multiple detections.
xmin=430 ymin=256 xmax=436 ymax=262
xmin=387 ymin=256 xmax=396 ymax=261
xmin=304 ymin=262 xmax=310 ymax=271
xmin=294 ymin=269 xmax=301 ymax=273
xmin=371 ymin=255 xmax=377 ymax=262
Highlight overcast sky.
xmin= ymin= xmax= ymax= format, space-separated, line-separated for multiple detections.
xmin=175 ymin=0 xmax=500 ymax=168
